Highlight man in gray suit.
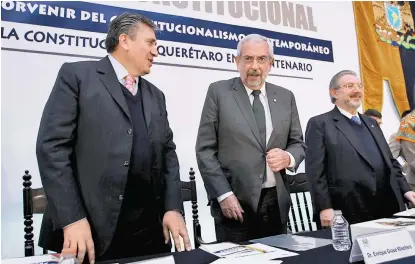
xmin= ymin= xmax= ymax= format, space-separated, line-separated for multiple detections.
xmin=389 ymin=110 xmax=411 ymax=159
xmin=196 ymin=34 xmax=305 ymax=242
xmin=36 ymin=13 xmax=190 ymax=263
xmin=397 ymin=110 xmax=415 ymax=191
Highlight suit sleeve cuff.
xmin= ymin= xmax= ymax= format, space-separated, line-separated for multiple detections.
xmin=401 ymin=182 xmax=412 ymax=195
xmin=217 ymin=191 xmax=233 ymax=202
xmin=63 ymin=217 xmax=86 ymax=229
xmin=286 ymin=151 xmax=296 ymax=168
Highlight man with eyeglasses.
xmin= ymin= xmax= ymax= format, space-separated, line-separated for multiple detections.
xmin=196 ymin=34 xmax=305 ymax=242
xmin=305 ymin=70 xmax=415 ymax=227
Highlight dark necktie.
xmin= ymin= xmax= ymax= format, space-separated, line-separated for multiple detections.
xmin=251 ymin=90 xmax=266 ymax=147
xmin=252 ymin=90 xmax=267 ymax=183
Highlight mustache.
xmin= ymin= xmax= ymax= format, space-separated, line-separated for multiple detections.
xmin=247 ymin=70 xmax=261 ymax=75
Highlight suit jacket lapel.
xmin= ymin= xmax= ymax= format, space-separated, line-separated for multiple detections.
xmin=361 ymin=115 xmax=392 ymax=168
xmin=232 ymin=78 xmax=264 ymax=150
xmin=332 ymin=108 xmax=373 ymax=168
xmin=97 ymin=56 xmax=131 ymax=122
xmin=140 ymin=79 xmax=153 ymax=134
xmin=266 ymin=84 xmax=285 ymax=150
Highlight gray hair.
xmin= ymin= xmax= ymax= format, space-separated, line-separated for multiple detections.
xmin=236 ymin=34 xmax=273 ymax=58
xmin=329 ymin=70 xmax=358 ymax=103
xmin=105 ymin=12 xmax=157 ymax=53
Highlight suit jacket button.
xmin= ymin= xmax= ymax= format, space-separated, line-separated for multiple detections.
xmin=127 ymin=129 xmax=133 ymax=135
xmin=372 ymin=192 xmax=376 ymax=196
xmin=118 ymin=194 xmax=124 ymax=201
xmin=259 ymin=174 xmax=263 ymax=179
xmin=124 ymin=161 xmax=129 ymax=166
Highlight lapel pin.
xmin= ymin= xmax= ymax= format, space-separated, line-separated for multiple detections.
xmin=371 ymin=125 xmax=374 ymax=127
xmin=273 ymin=99 xmax=276 ymax=102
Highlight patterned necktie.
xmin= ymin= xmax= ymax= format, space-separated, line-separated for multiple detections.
xmin=124 ymin=74 xmax=136 ymax=95
xmin=351 ymin=116 xmax=362 ymax=125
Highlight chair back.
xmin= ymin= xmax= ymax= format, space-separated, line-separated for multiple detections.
xmin=181 ymin=170 xmax=196 ymax=203
xmin=286 ymin=173 xmax=317 ymax=233
xmin=23 ymin=170 xmax=48 ymax=257
xmin=181 ymin=168 xmax=204 ymax=248
xmin=180 ymin=168 xmax=216 ymax=248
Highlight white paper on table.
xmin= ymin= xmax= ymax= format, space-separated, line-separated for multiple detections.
xmin=199 ymin=242 xmax=257 ymax=258
xmin=289 ymin=235 xmax=318 ymax=251
xmin=231 ymin=244 xmax=297 ymax=262
xmin=1 ymin=255 xmax=59 ymax=264
xmin=394 ymin=208 xmax=415 ymax=217
xmin=199 ymin=242 xmax=242 ymax=253
xmin=211 ymin=258 xmax=282 ymax=264
xmin=128 ymin=255 xmax=175 ymax=264
xmin=226 ymin=243 xmax=298 ymax=259
xmin=200 ymin=242 xmax=297 ymax=260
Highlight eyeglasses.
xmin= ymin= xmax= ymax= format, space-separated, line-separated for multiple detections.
xmin=339 ymin=83 xmax=364 ymax=90
xmin=241 ymin=56 xmax=271 ymax=65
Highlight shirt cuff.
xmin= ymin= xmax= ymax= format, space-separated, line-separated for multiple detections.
xmin=63 ymin=218 xmax=86 ymax=229
xmin=286 ymin=151 xmax=296 ymax=168
xmin=217 ymin=191 xmax=233 ymax=202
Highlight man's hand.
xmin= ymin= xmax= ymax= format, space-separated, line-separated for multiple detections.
xmin=404 ymin=191 xmax=415 ymax=205
xmin=266 ymin=148 xmax=290 ymax=172
xmin=63 ymin=218 xmax=95 ymax=264
xmin=163 ymin=211 xmax=191 ymax=252
xmin=219 ymin=194 xmax=244 ymax=223
xmin=320 ymin=208 xmax=334 ymax=227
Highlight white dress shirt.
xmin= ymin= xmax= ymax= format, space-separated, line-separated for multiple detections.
xmin=217 ymin=82 xmax=296 ymax=202
xmin=336 ymin=106 xmax=360 ymax=121
xmin=108 ymin=54 xmax=139 ymax=95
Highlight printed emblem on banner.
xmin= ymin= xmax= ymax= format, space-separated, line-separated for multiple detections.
xmin=372 ymin=1 xmax=415 ymax=50
xmin=385 ymin=3 xmax=402 ymax=31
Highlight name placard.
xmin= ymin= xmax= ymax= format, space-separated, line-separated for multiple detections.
xmin=349 ymin=228 xmax=415 ymax=264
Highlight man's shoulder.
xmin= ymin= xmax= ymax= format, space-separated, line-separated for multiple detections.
xmin=266 ymin=82 xmax=293 ymax=96
xmin=61 ymin=60 xmax=99 ymax=70
xmin=209 ymin=77 xmax=239 ymax=90
xmin=140 ymin=77 xmax=164 ymax=96
xmin=58 ymin=60 xmax=99 ymax=78
xmin=309 ymin=110 xmax=335 ymax=124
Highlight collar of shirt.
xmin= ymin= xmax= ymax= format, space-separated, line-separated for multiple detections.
xmin=107 ymin=54 xmax=139 ymax=86
xmin=244 ymin=81 xmax=267 ymax=97
xmin=336 ymin=106 xmax=359 ymax=120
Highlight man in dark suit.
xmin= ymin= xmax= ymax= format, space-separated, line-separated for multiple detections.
xmin=305 ymin=70 xmax=415 ymax=227
xmin=36 ymin=13 xmax=191 ymax=263
xmin=196 ymin=34 xmax=305 ymax=242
